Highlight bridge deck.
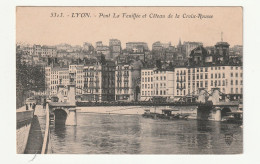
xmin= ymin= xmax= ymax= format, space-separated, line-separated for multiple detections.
xmin=49 ymin=102 xmax=76 ymax=107
xmin=76 ymin=101 xmax=213 ymax=107
xmin=24 ymin=105 xmax=46 ymax=154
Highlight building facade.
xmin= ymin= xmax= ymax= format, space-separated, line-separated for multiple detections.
xmin=126 ymin=42 xmax=149 ymax=52
xmin=115 ymin=60 xmax=142 ymax=101
xmin=140 ymin=69 xmax=154 ymax=101
xmin=174 ymin=65 xmax=243 ymax=100
xmin=95 ymin=41 xmax=111 ymax=59
xmin=109 ymin=39 xmax=121 ymax=59
xmin=183 ymin=41 xmax=203 ymax=58
xmin=140 ymin=69 xmax=174 ymax=101
xmin=82 ymin=61 xmax=115 ymax=102
xmin=45 ymin=66 xmax=70 ymax=96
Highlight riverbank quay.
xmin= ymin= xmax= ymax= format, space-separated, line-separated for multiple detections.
xmin=77 ymin=105 xmax=199 ymax=119
xmin=16 ymin=106 xmax=34 ymax=154
xmin=76 ymin=101 xmax=241 ymax=122
xmin=22 ymin=105 xmax=50 ymax=154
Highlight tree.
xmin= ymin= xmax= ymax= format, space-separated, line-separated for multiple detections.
xmin=156 ymin=59 xmax=162 ymax=69
xmin=16 ymin=47 xmax=46 ymax=108
xmin=168 ymin=61 xmax=174 ymax=69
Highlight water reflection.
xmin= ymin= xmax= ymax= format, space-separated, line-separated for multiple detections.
xmin=53 ymin=124 xmax=66 ymax=140
xmin=50 ymin=113 xmax=242 ymax=154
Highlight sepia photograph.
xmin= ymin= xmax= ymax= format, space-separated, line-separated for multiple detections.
xmin=16 ymin=6 xmax=243 ymax=154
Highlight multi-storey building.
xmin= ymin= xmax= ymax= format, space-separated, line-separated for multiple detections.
xmin=23 ymin=45 xmax=57 ymax=57
xmin=140 ymin=69 xmax=174 ymax=101
xmin=68 ymin=65 xmax=84 ymax=95
xmin=183 ymin=41 xmax=203 ymax=58
xmin=172 ymin=40 xmax=243 ymax=101
xmin=75 ymin=65 xmax=84 ymax=95
xmin=188 ymin=41 xmax=232 ymax=67
xmin=115 ymin=60 xmax=142 ymax=101
xmin=174 ymin=65 xmax=243 ymax=100
xmin=82 ymin=64 xmax=102 ymax=101
xmin=96 ymin=41 xmax=111 ymax=59
xmin=82 ymin=61 xmax=115 ymax=102
xmin=140 ymin=68 xmax=154 ymax=101
xmin=23 ymin=46 xmax=34 ymax=56
xmin=151 ymin=69 xmax=174 ymax=100
xmin=45 ymin=67 xmax=51 ymax=94
xmin=152 ymin=41 xmax=171 ymax=51
xmin=126 ymin=42 xmax=149 ymax=52
xmin=109 ymin=39 xmax=121 ymax=59
xmin=45 ymin=66 xmax=69 ymax=96
xmin=68 ymin=52 xmax=84 ymax=59
xmin=83 ymin=42 xmax=94 ymax=52
xmin=41 ymin=46 xmax=57 ymax=57
xmin=33 ymin=45 xmax=42 ymax=56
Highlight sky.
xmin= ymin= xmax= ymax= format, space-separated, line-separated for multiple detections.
xmin=16 ymin=7 xmax=243 ymax=48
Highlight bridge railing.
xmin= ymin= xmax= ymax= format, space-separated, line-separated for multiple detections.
xmin=41 ymin=103 xmax=51 ymax=154
xmin=76 ymin=101 xmax=213 ymax=107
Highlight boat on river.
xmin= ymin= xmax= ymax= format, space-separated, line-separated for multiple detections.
xmin=142 ymin=109 xmax=189 ymax=120
xmin=222 ymin=111 xmax=243 ymax=124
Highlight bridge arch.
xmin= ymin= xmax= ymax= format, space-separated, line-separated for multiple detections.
xmin=53 ymin=108 xmax=68 ymax=125
xmin=221 ymin=107 xmax=231 ymax=118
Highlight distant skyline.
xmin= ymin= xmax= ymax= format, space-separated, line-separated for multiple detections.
xmin=16 ymin=7 xmax=242 ymax=48
xmin=16 ymin=37 xmax=241 ymax=49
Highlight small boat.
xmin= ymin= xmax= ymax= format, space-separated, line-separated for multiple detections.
xmin=142 ymin=109 xmax=158 ymax=119
xmin=142 ymin=109 xmax=189 ymax=120
xmin=222 ymin=111 xmax=243 ymax=124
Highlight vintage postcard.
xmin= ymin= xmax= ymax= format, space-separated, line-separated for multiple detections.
xmin=16 ymin=6 xmax=243 ymax=154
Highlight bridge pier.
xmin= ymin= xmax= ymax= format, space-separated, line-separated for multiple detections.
xmin=65 ymin=108 xmax=77 ymax=126
xmin=213 ymin=107 xmax=222 ymax=121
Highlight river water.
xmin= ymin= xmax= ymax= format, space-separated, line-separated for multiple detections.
xmin=49 ymin=107 xmax=242 ymax=154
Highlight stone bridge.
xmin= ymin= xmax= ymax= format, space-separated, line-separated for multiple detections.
xmin=197 ymin=88 xmax=242 ymax=121
xmin=48 ymin=84 xmax=78 ymax=126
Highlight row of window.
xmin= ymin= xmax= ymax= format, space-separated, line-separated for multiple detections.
xmin=176 ymin=79 xmax=242 ymax=89
xmin=142 ymin=77 xmax=153 ymax=82
xmin=141 ymin=76 xmax=167 ymax=82
xmin=50 ymin=71 xmax=59 ymax=74
xmin=76 ymin=80 xmax=84 ymax=84
xmin=141 ymin=90 xmax=167 ymax=96
xmin=176 ymin=79 xmax=243 ymax=88
xmin=50 ymin=75 xmax=59 ymax=79
xmin=176 ymin=72 xmax=243 ymax=81
xmin=142 ymin=84 xmax=153 ymax=89
xmin=231 ymin=80 xmax=243 ymax=85
xmin=141 ymin=82 xmax=168 ymax=89
xmin=231 ymin=73 xmax=243 ymax=78
xmin=116 ymin=77 xmax=129 ymax=81
xmin=51 ymin=80 xmax=59 ymax=84
xmin=142 ymin=71 xmax=153 ymax=76
xmin=116 ymin=89 xmax=129 ymax=94
xmin=116 ymin=83 xmax=129 ymax=88
xmin=50 ymin=86 xmax=57 ymax=90
xmin=176 ymin=87 xmax=243 ymax=96
xmin=176 ymin=66 xmax=242 ymax=74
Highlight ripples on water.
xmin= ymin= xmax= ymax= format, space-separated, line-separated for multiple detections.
xmin=50 ymin=113 xmax=242 ymax=154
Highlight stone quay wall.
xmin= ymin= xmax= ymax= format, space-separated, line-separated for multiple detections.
xmin=16 ymin=108 xmax=34 ymax=154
